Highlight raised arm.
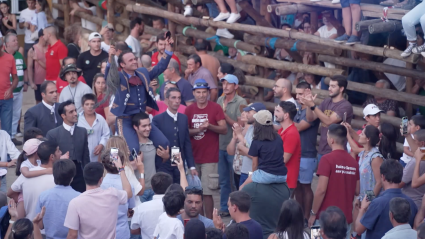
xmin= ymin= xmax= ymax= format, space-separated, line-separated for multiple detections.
xmin=148 ymin=38 xmax=174 ymax=80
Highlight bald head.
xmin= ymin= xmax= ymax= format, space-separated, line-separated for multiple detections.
xmin=141 ymin=55 xmax=152 ymax=68
xmin=273 ymin=78 xmax=293 ymax=100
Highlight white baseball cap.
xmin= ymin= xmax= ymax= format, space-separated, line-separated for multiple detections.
xmin=88 ymin=32 xmax=102 ymax=41
xmin=363 ymin=104 xmax=383 ymax=119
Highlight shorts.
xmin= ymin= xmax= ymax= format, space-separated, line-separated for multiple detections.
xmin=195 ymin=163 xmax=218 ymax=195
xmin=34 ymin=84 xmax=42 ymax=102
xmin=18 ymin=192 xmax=24 ymax=203
xmin=341 ymin=0 xmax=360 ymax=8
xmin=298 ymin=157 xmax=317 ymax=184
xmin=252 ymin=169 xmax=287 ymax=184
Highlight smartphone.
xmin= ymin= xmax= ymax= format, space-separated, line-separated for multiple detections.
xmin=402 ymin=117 xmax=409 ymax=135
xmin=102 ymin=20 xmax=108 ymax=28
xmin=343 ymin=112 xmax=347 ymax=123
xmin=365 ymin=190 xmax=375 ymax=201
xmin=310 ymin=225 xmax=321 ymax=239
xmin=132 ymin=149 xmax=138 ymax=160
xmin=171 ymin=147 xmax=180 ymax=165
xmin=165 ymin=31 xmax=171 ymax=40
xmin=110 ymin=147 xmax=118 ymax=161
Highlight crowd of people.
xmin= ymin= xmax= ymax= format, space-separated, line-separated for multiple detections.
xmin=0 ymin=0 xmax=424 ymax=239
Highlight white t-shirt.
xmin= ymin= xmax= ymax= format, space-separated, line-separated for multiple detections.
xmin=317 ymin=25 xmax=337 ymax=39
xmin=11 ymin=166 xmax=55 ymax=220
xmin=131 ymin=195 xmax=164 ymax=239
xmin=153 ymin=212 xmax=184 ymax=239
xmin=19 ymin=8 xmax=36 ymax=44
xmin=78 ymin=2 xmax=97 ymax=31
xmin=401 ymin=134 xmax=414 ymax=164
xmin=124 ymin=166 xmax=142 ymax=206
xmin=20 ymin=159 xmax=41 ymax=169
xmin=125 ymin=35 xmax=141 ymax=58
xmin=101 ymin=42 xmax=111 ymax=53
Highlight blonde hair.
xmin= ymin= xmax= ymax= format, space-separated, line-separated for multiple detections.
xmin=105 ymin=136 xmax=133 ymax=170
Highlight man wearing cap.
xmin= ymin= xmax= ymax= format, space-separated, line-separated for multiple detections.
xmin=216 ymin=74 xmax=246 ymax=217
xmin=77 ymin=32 xmax=108 ymax=87
xmin=58 ymin=64 xmax=92 ymax=113
xmin=43 ymin=25 xmax=68 ymax=81
xmin=185 ymin=79 xmax=227 ymax=219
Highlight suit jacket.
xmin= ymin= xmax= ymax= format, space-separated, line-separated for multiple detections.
xmin=24 ymin=103 xmax=63 ymax=136
xmin=106 ymin=53 xmax=172 ymax=117
xmin=46 ymin=125 xmax=90 ymax=167
xmin=152 ymin=112 xmax=195 ymax=171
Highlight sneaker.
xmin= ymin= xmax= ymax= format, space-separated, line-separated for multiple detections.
xmin=401 ymin=43 xmax=416 ymax=57
xmin=12 ymin=138 xmax=22 ymax=146
xmin=346 ymin=35 xmax=360 ymax=45
xmin=226 ymin=13 xmax=241 ymax=23
xmin=334 ymin=34 xmax=350 ymax=43
xmin=332 ymin=0 xmax=340 ymax=3
xmin=15 ymin=132 xmax=23 ymax=137
xmin=216 ymin=28 xmax=234 ymax=39
xmin=213 ymin=12 xmax=230 ymax=21
xmin=183 ymin=5 xmax=193 ymax=17
xmin=412 ymin=43 xmax=425 ymax=54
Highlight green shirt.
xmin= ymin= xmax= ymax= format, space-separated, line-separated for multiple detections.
xmin=217 ymin=94 xmax=247 ymax=151
xmin=10 ymin=51 xmax=26 ymax=93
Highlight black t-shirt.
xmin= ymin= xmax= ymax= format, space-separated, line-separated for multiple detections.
xmin=223 ymin=219 xmax=263 ymax=239
xmin=248 ymin=135 xmax=287 ymax=176
xmin=77 ymin=50 xmax=109 ymax=87
xmin=67 ymin=43 xmax=80 ymax=59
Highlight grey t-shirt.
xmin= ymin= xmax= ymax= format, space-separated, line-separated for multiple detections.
xmin=59 ymin=82 xmax=93 ymax=114
xmin=294 ymin=108 xmax=320 ymax=158
xmin=139 ymin=140 xmax=156 ymax=190
xmin=402 ymin=158 xmax=425 ymax=209
xmin=241 ymin=125 xmax=254 ymax=174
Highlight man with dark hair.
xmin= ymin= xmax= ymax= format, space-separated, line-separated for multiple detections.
xmin=152 ymin=17 xmax=166 ymax=30
xmin=381 ymin=198 xmax=416 ymax=239
xmin=206 ymin=228 xmax=223 ymax=239
xmin=8 ymin=141 xmax=60 ymax=219
xmin=214 ymin=191 xmax=262 ymax=238
xmin=153 ymin=189 xmax=185 ymax=238
xmin=185 ymin=219 xmax=206 ymax=239
xmin=36 ymin=159 xmax=80 ymax=239
xmin=275 ymin=101 xmax=301 ymax=194
xmin=309 ymin=124 xmax=359 ymax=238
xmin=195 ymin=39 xmax=220 ymax=85
xmin=23 ymin=127 xmax=43 ymax=142
xmin=225 ymin=223 xmax=249 ymax=239
xmin=24 ymin=81 xmax=63 ymax=136
xmin=46 ymin=100 xmax=90 ymax=193
xmin=355 ymin=160 xmax=417 ymax=239
xmin=185 ymin=54 xmax=218 ymax=101
xmin=55 ymin=57 xmax=87 ymax=95
xmin=160 ymin=59 xmax=195 ymax=105
xmin=152 ymin=87 xmax=197 ymax=182
xmin=177 ymin=187 xmax=214 ymax=228
xmin=319 ymin=206 xmax=348 ymax=239
xmin=126 ymin=17 xmax=144 ymax=58
xmin=302 ymin=75 xmax=353 ymax=162
xmin=131 ymin=172 xmax=173 ymax=238
xmin=293 ymin=82 xmax=320 ymax=221
xmin=64 ymin=161 xmax=132 ymax=239
xmin=151 ymin=33 xmax=181 ymax=71
xmin=401 ymin=115 xmax=425 ymax=167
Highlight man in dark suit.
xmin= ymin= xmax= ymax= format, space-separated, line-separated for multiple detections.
xmin=152 ymin=87 xmax=197 ymax=183
xmin=105 ymin=37 xmax=174 ymax=160
xmin=46 ymin=100 xmax=90 ymax=193
xmin=24 ymin=81 xmax=63 ymax=136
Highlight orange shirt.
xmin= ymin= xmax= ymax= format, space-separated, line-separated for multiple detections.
xmin=0 ymin=53 xmax=17 ymax=100
xmin=46 ymin=40 xmax=68 ymax=81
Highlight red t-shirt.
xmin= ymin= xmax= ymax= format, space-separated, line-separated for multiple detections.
xmin=46 ymin=40 xmax=68 ymax=81
xmin=55 ymin=76 xmax=87 ymax=94
xmin=316 ymin=149 xmax=360 ymax=223
xmin=278 ymin=123 xmax=301 ymax=189
xmin=150 ymin=101 xmax=186 ymax=116
xmin=151 ymin=52 xmax=181 ymax=71
xmin=95 ymin=94 xmax=109 ymax=119
xmin=185 ymin=101 xmax=225 ymax=164
xmin=0 ymin=53 xmax=17 ymax=100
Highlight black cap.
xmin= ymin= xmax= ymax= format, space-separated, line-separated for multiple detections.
xmin=59 ymin=64 xmax=82 ymax=81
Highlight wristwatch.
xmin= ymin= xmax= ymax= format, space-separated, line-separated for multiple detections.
xmin=310 ymin=105 xmax=316 ymax=111
xmin=310 ymin=210 xmax=316 ymax=216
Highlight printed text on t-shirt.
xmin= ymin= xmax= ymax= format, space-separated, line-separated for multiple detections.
xmin=335 ymin=164 xmax=356 ymax=175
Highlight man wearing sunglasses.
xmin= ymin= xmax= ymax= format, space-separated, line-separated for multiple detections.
xmin=177 ymin=186 xmax=214 ymax=228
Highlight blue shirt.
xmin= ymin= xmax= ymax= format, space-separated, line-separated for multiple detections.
xmin=177 ymin=214 xmax=214 ymax=228
xmin=36 ymin=185 xmax=80 ymax=239
xmin=360 ymin=188 xmax=417 ymax=239
xmin=159 ymin=78 xmax=195 ymax=105
xmin=248 ymin=136 xmax=287 ymax=176
xmin=100 ymin=174 xmax=135 ymax=239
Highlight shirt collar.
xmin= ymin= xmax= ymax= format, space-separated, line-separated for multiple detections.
xmin=63 ymin=122 xmax=75 ymax=135
xmin=166 ymin=108 xmax=178 ymax=121
xmin=152 ymin=194 xmax=164 ymax=200
xmin=140 ymin=140 xmax=153 ymax=146
xmin=386 ymin=224 xmax=412 ymax=233
xmin=42 ymin=100 xmax=55 ymax=111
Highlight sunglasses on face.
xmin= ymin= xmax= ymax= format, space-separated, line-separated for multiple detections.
xmin=185 ymin=185 xmax=203 ymax=193
xmin=165 ymin=81 xmax=177 ymax=85
xmin=194 ymin=82 xmax=208 ymax=87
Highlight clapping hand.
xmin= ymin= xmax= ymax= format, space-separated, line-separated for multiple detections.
xmin=8 ymin=200 xmax=18 ymax=221
xmin=134 ymin=152 xmax=144 ymax=173
xmin=301 ymin=92 xmax=317 ymax=107
xmin=60 ymin=151 xmax=70 ymax=159
xmin=213 ymin=208 xmax=225 ymax=232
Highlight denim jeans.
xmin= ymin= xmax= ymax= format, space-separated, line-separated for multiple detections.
xmin=239 ymin=173 xmax=248 ymax=187
xmin=252 ymin=169 xmax=287 ymax=184
xmin=206 ymin=3 xmax=219 ymax=18
xmin=218 ymin=150 xmax=234 ymax=212
xmin=0 ymin=98 xmax=13 ymax=136
xmin=12 ymin=91 xmax=23 ymax=137
xmin=402 ymin=1 xmax=425 ymax=41
xmin=139 ymin=189 xmax=154 ymax=203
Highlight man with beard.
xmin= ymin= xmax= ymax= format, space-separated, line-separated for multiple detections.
xmin=58 ymin=64 xmax=92 ymax=113
xmin=77 ymin=32 xmax=108 ymax=87
xmin=273 ymin=78 xmax=297 ymax=106
xmin=151 ymin=33 xmax=181 ymax=69
xmin=126 ymin=17 xmax=144 ymax=58
xmin=177 ymin=187 xmax=214 ymax=228
xmin=301 ymin=75 xmax=353 ymax=162
xmin=47 ymin=100 xmax=90 ymax=193
xmin=43 ymin=26 xmax=68 ymax=81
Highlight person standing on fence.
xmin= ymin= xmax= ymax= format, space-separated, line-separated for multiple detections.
xmin=333 ymin=0 xmax=362 ymax=45
xmin=19 ymin=0 xmax=36 ymax=59
xmin=126 ymin=18 xmax=144 ymax=58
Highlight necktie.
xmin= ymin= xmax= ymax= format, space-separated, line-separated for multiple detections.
xmin=129 ymin=76 xmax=143 ymax=86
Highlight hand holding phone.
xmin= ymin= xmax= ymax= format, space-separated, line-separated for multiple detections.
xmin=171 ymin=147 xmax=180 ymax=165
xmin=365 ymin=190 xmax=375 ymax=202
xmin=401 ymin=117 xmax=409 ymax=135
xmin=310 ymin=226 xmax=321 ymax=239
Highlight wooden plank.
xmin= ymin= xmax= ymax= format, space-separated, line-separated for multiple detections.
xmin=238 ymin=1 xmax=274 ymax=28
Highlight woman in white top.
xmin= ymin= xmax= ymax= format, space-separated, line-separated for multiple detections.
xmin=30 ymin=0 xmax=48 ymax=34
xmin=314 ymin=14 xmax=338 ymax=39
xmin=268 ymin=199 xmax=309 ymax=239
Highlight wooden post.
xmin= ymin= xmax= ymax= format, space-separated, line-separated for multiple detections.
xmin=310 ymin=12 xmax=318 ymax=32
xmin=167 ymin=3 xmax=176 ymax=51
xmin=406 ymin=62 xmax=414 ymax=117
xmin=368 ymin=21 xmax=402 ymax=34
xmin=238 ymin=1 xmax=273 ymax=27
xmin=275 ymin=4 xmax=324 ymax=15
xmin=107 ymin=0 xmax=115 ymax=25
xmin=63 ymin=0 xmax=70 ymax=28
xmin=355 ymin=19 xmax=382 ymax=32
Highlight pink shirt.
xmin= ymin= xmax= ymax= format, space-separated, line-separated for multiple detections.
xmin=64 ymin=187 xmax=127 ymax=239
xmin=150 ymin=101 xmax=186 ymax=116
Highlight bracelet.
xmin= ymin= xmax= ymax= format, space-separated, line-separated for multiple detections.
xmin=310 ymin=210 xmax=316 ymax=216
xmin=118 ymin=167 xmax=124 ymax=173
xmin=310 ymin=105 xmax=316 ymax=111
xmin=9 ymin=220 xmax=14 ymax=224
xmin=140 ymin=173 xmax=144 ymax=179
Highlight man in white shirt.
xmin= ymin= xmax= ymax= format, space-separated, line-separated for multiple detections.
xmin=125 ymin=17 xmax=144 ymax=58
xmin=70 ymin=0 xmax=97 ymax=31
xmin=130 ymin=172 xmax=173 ymax=238
xmin=7 ymin=141 xmax=61 ymax=219
xmin=19 ymin=0 xmax=36 ymax=59
xmin=273 ymin=78 xmax=297 ymax=106
xmin=0 ymin=130 xmax=19 ymax=192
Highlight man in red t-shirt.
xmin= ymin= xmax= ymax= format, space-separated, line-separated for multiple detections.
xmin=275 ymin=101 xmax=301 ymax=193
xmin=55 ymin=57 xmax=86 ymax=94
xmin=308 ymin=124 xmax=360 ymax=234
xmin=0 ymin=46 xmax=18 ymax=137
xmin=43 ymin=26 xmax=68 ymax=81
xmin=185 ymin=79 xmax=227 ymax=219
xmin=151 ymin=33 xmax=181 ymax=70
